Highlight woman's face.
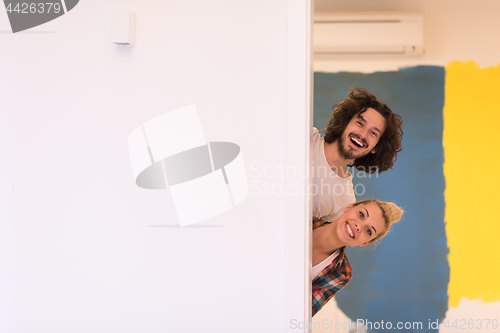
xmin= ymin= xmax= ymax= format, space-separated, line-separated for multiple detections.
xmin=336 ymin=202 xmax=385 ymax=247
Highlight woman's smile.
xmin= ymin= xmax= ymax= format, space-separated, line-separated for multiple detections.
xmin=345 ymin=222 xmax=355 ymax=239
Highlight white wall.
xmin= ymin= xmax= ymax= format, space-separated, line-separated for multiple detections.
xmin=314 ymin=0 xmax=500 ymax=72
xmin=0 ymin=1 xmax=311 ymax=332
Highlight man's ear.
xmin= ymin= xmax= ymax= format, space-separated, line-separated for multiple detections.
xmin=371 ymin=148 xmax=377 ymax=154
xmin=343 ymin=203 xmax=355 ymax=212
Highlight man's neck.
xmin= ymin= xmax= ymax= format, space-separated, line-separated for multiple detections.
xmin=324 ymin=140 xmax=353 ymax=178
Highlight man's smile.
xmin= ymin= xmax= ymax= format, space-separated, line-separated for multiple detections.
xmin=349 ymin=134 xmax=367 ymax=149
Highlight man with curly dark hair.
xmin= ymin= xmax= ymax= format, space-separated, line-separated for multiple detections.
xmin=312 ymin=87 xmax=403 ymax=221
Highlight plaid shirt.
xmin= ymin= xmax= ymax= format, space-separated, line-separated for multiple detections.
xmin=312 ymin=216 xmax=352 ymax=317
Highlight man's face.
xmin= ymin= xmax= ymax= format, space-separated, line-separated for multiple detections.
xmin=337 ymin=107 xmax=386 ymax=160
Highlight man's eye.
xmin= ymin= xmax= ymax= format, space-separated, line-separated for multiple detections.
xmin=357 ymin=122 xmax=362 ymax=126
xmin=371 ymin=131 xmax=377 ymax=137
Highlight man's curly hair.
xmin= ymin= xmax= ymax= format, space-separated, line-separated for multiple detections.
xmin=323 ymin=87 xmax=403 ymax=174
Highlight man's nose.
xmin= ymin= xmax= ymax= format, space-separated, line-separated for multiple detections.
xmin=359 ymin=127 xmax=370 ymax=139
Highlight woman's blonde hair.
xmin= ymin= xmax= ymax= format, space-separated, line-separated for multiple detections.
xmin=353 ymin=199 xmax=403 ymax=243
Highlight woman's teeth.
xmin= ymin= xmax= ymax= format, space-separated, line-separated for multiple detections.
xmin=346 ymin=223 xmax=354 ymax=238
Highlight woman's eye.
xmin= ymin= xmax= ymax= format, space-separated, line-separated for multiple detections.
xmin=359 ymin=211 xmax=364 ymax=218
xmin=367 ymin=229 xmax=372 ymax=236
xmin=357 ymin=122 xmax=362 ymax=126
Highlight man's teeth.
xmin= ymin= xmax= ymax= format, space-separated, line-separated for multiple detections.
xmin=351 ymin=137 xmax=363 ymax=147
xmin=346 ymin=224 xmax=354 ymax=238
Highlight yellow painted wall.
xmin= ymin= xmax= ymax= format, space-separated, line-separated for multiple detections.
xmin=444 ymin=61 xmax=500 ymax=307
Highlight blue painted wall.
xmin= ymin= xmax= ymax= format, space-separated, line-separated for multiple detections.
xmin=314 ymin=66 xmax=448 ymax=332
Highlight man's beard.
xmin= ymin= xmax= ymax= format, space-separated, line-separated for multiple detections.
xmin=337 ymin=133 xmax=367 ymax=160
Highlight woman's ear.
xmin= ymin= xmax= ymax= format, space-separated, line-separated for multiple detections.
xmin=343 ymin=203 xmax=355 ymax=212
xmin=359 ymin=242 xmax=369 ymax=247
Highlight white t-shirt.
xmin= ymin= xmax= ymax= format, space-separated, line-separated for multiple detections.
xmin=312 ymin=249 xmax=340 ymax=280
xmin=311 ymin=127 xmax=356 ymax=221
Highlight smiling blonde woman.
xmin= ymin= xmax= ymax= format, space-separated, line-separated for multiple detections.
xmin=311 ymin=199 xmax=403 ymax=316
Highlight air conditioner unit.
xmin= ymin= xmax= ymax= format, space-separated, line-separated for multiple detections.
xmin=314 ymin=13 xmax=423 ymax=56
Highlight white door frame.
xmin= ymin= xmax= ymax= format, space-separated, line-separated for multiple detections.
xmin=285 ymin=0 xmax=313 ymax=332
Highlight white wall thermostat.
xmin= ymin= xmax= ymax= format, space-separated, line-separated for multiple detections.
xmin=112 ymin=9 xmax=136 ymax=46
